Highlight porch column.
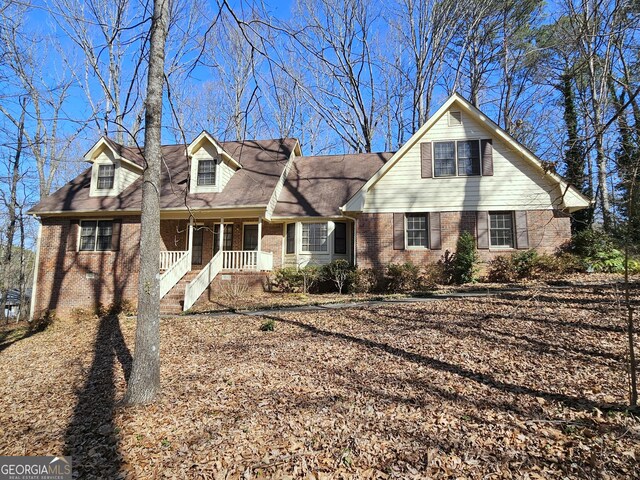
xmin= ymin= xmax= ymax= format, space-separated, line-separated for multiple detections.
xmin=188 ymin=217 xmax=194 ymax=265
xmin=219 ymin=218 xmax=224 ymax=256
xmin=257 ymin=217 xmax=263 ymax=252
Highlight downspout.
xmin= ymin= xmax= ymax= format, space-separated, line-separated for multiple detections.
xmin=29 ymin=219 xmax=42 ymax=321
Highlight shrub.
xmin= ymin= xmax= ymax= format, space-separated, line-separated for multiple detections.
xmin=587 ymin=248 xmax=625 ymax=273
xmin=436 ymin=250 xmax=456 ymax=285
xmin=487 ymin=255 xmax=517 ymax=282
xmin=109 ymin=299 xmax=136 ymax=316
xmin=299 ymin=265 xmax=322 ymax=293
xmin=511 ymin=249 xmax=539 ymax=278
xmin=273 ymin=267 xmax=302 ymax=293
xmin=260 ymin=319 xmax=275 ymax=331
xmin=349 ymin=268 xmax=379 ymax=293
xmin=385 ymin=262 xmax=421 ymax=293
xmin=29 ymin=309 xmax=57 ymax=334
xmin=322 ymin=260 xmax=354 ymax=294
xmin=452 ymin=232 xmax=478 ymax=284
xmin=568 ymin=229 xmax=616 ymax=258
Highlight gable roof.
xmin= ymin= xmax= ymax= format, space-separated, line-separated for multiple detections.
xmin=30 ymin=138 xmax=298 ymax=215
xmin=273 ymin=152 xmax=392 ymax=218
xmin=343 ymin=93 xmax=592 ymax=213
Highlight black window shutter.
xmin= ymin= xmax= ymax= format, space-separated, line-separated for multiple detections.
xmin=515 ymin=211 xmax=529 ymax=249
xmin=421 ymin=142 xmax=432 ymax=178
xmin=481 ymin=139 xmax=493 ymax=176
xmin=477 ymin=212 xmax=489 ymax=249
xmin=67 ymin=220 xmax=79 ymax=251
xmin=393 ymin=213 xmax=405 ymax=250
xmin=111 ymin=219 xmax=122 ymax=251
xmin=428 ymin=212 xmax=441 ymax=250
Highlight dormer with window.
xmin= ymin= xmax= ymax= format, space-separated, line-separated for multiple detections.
xmin=188 ymin=131 xmax=241 ymax=194
xmin=86 ymin=137 xmax=143 ymax=197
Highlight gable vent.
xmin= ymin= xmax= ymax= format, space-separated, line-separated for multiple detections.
xmin=448 ymin=111 xmax=462 ymax=126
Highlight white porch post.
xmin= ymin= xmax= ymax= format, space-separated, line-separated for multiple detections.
xmin=257 ymin=217 xmax=263 ymax=251
xmin=187 ymin=217 xmax=194 ymax=265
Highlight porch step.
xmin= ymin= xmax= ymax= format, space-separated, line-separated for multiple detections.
xmin=160 ymin=269 xmax=201 ymax=315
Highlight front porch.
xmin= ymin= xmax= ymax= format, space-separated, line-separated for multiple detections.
xmin=157 ymin=216 xmax=280 ymax=312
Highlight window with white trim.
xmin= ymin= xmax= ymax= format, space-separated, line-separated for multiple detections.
xmin=433 ymin=142 xmax=456 ymax=177
xmin=457 ymin=140 xmax=480 ymax=176
xmin=489 ymin=212 xmax=514 ymax=248
xmin=286 ymin=223 xmax=295 ymax=254
xmin=79 ymin=220 xmax=113 ymax=251
xmin=197 ymin=159 xmax=216 ymax=186
xmin=406 ymin=213 xmax=428 ymax=248
xmin=97 ymin=164 xmax=115 ymax=189
xmin=301 ymin=223 xmax=328 ymax=252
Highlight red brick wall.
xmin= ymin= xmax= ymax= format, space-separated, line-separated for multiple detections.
xmin=34 ymin=216 xmax=141 ymax=318
xmin=356 ymin=210 xmax=571 ymax=270
xmin=160 ymin=219 xmax=188 ymax=251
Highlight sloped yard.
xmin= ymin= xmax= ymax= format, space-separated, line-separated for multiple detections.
xmin=1 ymin=283 xmax=639 ymax=479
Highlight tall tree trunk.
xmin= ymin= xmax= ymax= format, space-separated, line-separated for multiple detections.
xmin=1 ymin=98 xmax=26 ymax=324
xmin=124 ymin=0 xmax=169 ymax=405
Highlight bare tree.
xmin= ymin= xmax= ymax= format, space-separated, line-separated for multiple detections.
xmin=124 ymin=0 xmax=169 ymax=405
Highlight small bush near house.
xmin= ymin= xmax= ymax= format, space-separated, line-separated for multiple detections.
xmin=385 ymin=262 xmax=421 ymax=293
xmin=567 ymin=229 xmax=626 ymax=273
xmin=273 ymin=267 xmax=303 ymax=293
xmin=322 ymin=260 xmax=354 ymax=294
xmin=29 ymin=309 xmax=57 ymax=334
xmin=349 ymin=268 xmax=379 ymax=293
xmin=511 ymin=250 xmax=539 ymax=278
xmin=109 ymin=299 xmax=136 ymax=316
xmin=534 ymin=252 xmax=584 ymax=276
xmin=487 ymin=255 xmax=517 ymax=282
xmin=299 ymin=265 xmax=322 ymax=294
xmin=452 ymin=232 xmax=478 ymax=284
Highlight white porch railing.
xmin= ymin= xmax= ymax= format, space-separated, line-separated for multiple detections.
xmin=159 ymin=251 xmax=190 ymax=298
xmin=183 ymin=251 xmax=223 ymax=311
xmin=160 ymin=250 xmax=188 ymax=271
xmin=221 ymin=250 xmax=274 ymax=271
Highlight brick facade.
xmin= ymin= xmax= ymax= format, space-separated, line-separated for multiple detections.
xmin=34 ymin=216 xmax=141 ymax=318
xmin=356 ymin=210 xmax=571 ymax=270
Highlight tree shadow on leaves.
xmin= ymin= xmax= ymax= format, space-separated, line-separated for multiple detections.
xmin=63 ymin=314 xmax=132 ymax=478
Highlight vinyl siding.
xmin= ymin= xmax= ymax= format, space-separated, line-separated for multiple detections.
xmin=363 ymin=109 xmax=563 ymax=213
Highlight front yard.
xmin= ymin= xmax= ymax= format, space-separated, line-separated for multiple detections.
xmin=1 ymin=282 xmax=639 ymax=478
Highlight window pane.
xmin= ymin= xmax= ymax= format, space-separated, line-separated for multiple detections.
xmin=96 ymin=221 xmax=113 ymax=251
xmin=457 ymin=141 xmax=480 ymax=176
xmin=406 ymin=214 xmax=428 ymax=247
xmin=79 ymin=221 xmax=97 ymax=251
xmin=97 ymin=165 xmax=115 ymax=189
xmin=286 ymin=223 xmax=296 ymax=254
xmin=490 ymin=212 xmax=514 ymax=247
xmin=213 ymin=224 xmax=233 ymax=255
xmin=434 ymin=142 xmax=456 ymax=177
xmin=302 ymin=223 xmax=328 ymax=252
xmin=334 ymin=222 xmax=347 ymax=254
xmin=197 ymin=160 xmax=216 ymax=185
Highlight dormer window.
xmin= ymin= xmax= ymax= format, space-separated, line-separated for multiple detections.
xmin=197 ymin=159 xmax=216 ymax=186
xmin=97 ymin=164 xmax=115 ymax=189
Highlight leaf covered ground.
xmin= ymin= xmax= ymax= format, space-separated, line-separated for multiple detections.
xmin=1 ymin=282 xmax=639 ymax=479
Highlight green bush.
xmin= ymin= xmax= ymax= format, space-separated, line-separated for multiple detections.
xmin=349 ymin=268 xmax=379 ymax=293
xmin=273 ymin=267 xmax=302 ymax=292
xmin=260 ymin=319 xmax=275 ymax=331
xmin=569 ymin=229 xmax=616 ymax=258
xmin=454 ymin=232 xmax=478 ymax=283
xmin=535 ymin=252 xmax=584 ymax=276
xmin=587 ymin=248 xmax=625 ymax=273
xmin=511 ymin=250 xmax=539 ymax=278
xmin=299 ymin=265 xmax=322 ymax=293
xmin=322 ymin=260 xmax=354 ymax=294
xmin=385 ymin=262 xmax=421 ymax=293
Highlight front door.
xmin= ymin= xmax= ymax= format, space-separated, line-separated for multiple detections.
xmin=192 ymin=229 xmax=203 ymax=265
xmin=243 ymin=224 xmax=259 ymax=251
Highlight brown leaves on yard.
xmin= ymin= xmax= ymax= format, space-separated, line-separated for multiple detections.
xmin=1 ymin=281 xmax=639 ymax=479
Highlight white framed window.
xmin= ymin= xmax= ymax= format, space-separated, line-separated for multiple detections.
xmin=457 ymin=140 xmax=481 ymax=176
xmin=406 ymin=213 xmax=428 ymax=248
xmin=79 ymin=220 xmax=113 ymax=251
xmin=489 ymin=212 xmax=515 ymax=248
xmin=301 ymin=222 xmax=328 ymax=253
xmin=433 ymin=141 xmax=456 ymax=177
xmin=97 ymin=164 xmax=115 ymax=189
xmin=433 ymin=140 xmax=482 ymax=177
xmin=197 ymin=159 xmax=216 ymax=186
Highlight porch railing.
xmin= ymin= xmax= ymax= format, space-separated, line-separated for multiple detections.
xmin=222 ymin=250 xmax=257 ymax=270
xmin=183 ymin=251 xmax=223 ymax=311
xmin=160 ymin=250 xmax=188 ymax=271
xmin=159 ymin=251 xmax=190 ymax=298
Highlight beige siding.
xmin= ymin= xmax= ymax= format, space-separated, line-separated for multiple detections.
xmin=266 ymin=150 xmax=295 ymax=219
xmin=119 ymin=163 xmax=139 ymax=191
xmin=364 ymin=110 xmax=563 ymax=212
xmin=218 ymin=161 xmax=235 ymax=190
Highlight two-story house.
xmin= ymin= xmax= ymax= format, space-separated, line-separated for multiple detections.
xmin=29 ymin=94 xmax=591 ymax=317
